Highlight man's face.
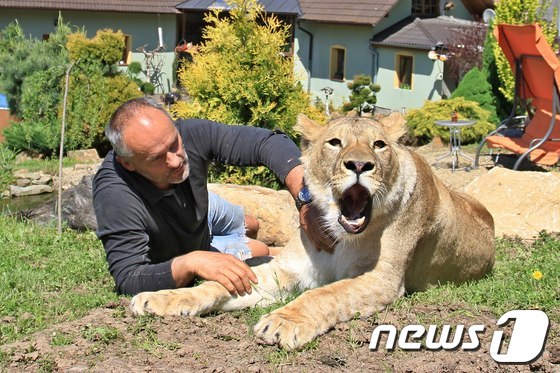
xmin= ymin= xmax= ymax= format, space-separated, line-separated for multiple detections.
xmin=116 ymin=107 xmax=189 ymax=190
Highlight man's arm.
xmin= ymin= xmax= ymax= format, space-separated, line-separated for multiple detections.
xmin=183 ymin=120 xmax=336 ymax=252
xmin=171 ymin=251 xmax=257 ymax=296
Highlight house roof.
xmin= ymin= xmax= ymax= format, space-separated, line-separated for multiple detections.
xmin=371 ymin=16 xmax=480 ymax=50
xmin=177 ymin=0 xmax=301 ymax=15
xmin=0 ymin=1 xmax=181 ymax=14
xmin=298 ymin=0 xmax=400 ymax=26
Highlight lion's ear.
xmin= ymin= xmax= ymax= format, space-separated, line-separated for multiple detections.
xmin=378 ymin=111 xmax=407 ymax=143
xmin=295 ymin=113 xmax=323 ymax=150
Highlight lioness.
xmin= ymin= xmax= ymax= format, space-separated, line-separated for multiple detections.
xmin=131 ymin=112 xmax=495 ymax=349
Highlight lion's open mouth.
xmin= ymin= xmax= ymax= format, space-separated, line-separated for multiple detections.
xmin=338 ymin=184 xmax=372 ymax=234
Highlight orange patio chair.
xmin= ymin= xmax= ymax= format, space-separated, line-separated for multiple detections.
xmin=474 ymin=24 xmax=560 ymax=170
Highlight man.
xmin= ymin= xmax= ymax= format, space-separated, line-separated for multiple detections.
xmin=93 ymin=97 xmax=331 ymax=296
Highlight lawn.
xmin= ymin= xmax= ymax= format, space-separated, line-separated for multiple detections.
xmin=0 ymin=215 xmax=558 ymax=371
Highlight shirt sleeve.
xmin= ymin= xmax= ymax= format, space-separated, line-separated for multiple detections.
xmin=93 ymin=159 xmax=177 ymax=296
xmin=179 ymin=119 xmax=302 ymax=183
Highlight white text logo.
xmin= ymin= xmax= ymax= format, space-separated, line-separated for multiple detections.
xmin=369 ymin=309 xmax=549 ymax=364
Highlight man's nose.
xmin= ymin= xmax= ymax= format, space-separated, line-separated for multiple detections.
xmin=166 ymin=151 xmax=184 ymax=168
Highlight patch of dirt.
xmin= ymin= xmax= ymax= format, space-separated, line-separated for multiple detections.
xmin=1 ymin=299 xmax=558 ymax=372
xmin=3 ymin=147 xmax=558 ymax=372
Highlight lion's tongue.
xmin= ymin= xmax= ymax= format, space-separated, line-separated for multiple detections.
xmin=341 ymin=185 xmax=369 ymax=220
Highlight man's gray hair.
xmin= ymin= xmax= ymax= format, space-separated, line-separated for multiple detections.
xmin=105 ymin=97 xmax=173 ymax=158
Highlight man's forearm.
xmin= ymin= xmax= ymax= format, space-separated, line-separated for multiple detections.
xmin=284 ymin=164 xmax=305 ymax=200
xmin=171 ymin=253 xmax=196 ymax=287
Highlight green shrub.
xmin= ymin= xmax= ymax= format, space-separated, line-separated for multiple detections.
xmin=451 ymin=67 xmax=498 ymax=125
xmin=140 ymin=82 xmax=156 ymax=95
xmin=0 ymin=145 xmax=16 ymax=191
xmin=172 ymin=0 xmax=311 ymax=188
xmin=4 ymin=68 xmax=66 ymax=155
xmin=405 ymin=97 xmax=494 ymax=144
xmin=0 ymin=19 xmax=69 ymax=116
xmin=67 ymin=29 xmax=125 ymax=74
xmin=173 ymin=0 xmax=307 ymax=138
xmin=64 ymin=72 xmax=141 ymax=154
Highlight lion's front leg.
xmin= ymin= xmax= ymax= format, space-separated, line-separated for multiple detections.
xmin=130 ymin=259 xmax=301 ymax=317
xmin=130 ymin=280 xmax=230 ymax=316
xmin=254 ymin=265 xmax=404 ymax=350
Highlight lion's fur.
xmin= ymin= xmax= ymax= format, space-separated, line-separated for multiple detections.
xmin=131 ymin=112 xmax=495 ymax=349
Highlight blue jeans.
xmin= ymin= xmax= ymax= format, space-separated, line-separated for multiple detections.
xmin=207 ymin=192 xmax=252 ymax=261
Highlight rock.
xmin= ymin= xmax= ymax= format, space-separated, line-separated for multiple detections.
xmin=30 ymin=175 xmax=97 ymax=230
xmin=13 ymin=170 xmax=42 ymax=180
xmin=29 ymin=177 xmax=298 ymax=245
xmin=31 ymin=174 xmax=52 ymax=185
xmin=67 ymin=149 xmax=100 ymax=163
xmin=14 ymin=152 xmax=33 ymax=163
xmin=10 ymin=184 xmax=53 ymax=197
xmin=430 ymin=135 xmax=445 ymax=149
xmin=15 ymin=178 xmax=31 ymax=187
xmin=464 ymin=168 xmax=560 ymax=239
xmin=209 ymin=183 xmax=299 ymax=246
xmin=13 ymin=169 xmax=30 ymax=178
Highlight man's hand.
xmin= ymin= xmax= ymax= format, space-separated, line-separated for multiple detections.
xmin=172 ymin=251 xmax=258 ymax=296
xmin=299 ymin=203 xmax=337 ymax=253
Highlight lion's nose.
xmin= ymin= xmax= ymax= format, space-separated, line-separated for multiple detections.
xmin=344 ymin=160 xmax=374 ymax=175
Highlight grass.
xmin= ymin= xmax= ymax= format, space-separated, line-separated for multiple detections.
xmin=0 ymin=214 xmax=558 ymax=360
xmin=0 ymin=215 xmax=118 ymax=345
xmin=13 ymin=157 xmax=86 ymax=175
xmin=393 ymin=232 xmax=560 ymax=324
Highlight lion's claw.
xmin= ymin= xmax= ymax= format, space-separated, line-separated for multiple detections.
xmin=254 ymin=311 xmax=317 ymax=350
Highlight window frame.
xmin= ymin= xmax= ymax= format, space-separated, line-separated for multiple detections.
xmin=396 ymin=54 xmax=413 ymax=90
xmin=412 ymin=0 xmax=439 ymax=17
xmin=329 ymin=45 xmax=347 ymax=81
xmin=119 ymin=34 xmax=132 ymax=66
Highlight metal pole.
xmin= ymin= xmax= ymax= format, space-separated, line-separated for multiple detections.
xmin=57 ymin=61 xmax=75 ymax=234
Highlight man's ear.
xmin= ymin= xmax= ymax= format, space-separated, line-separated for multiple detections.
xmin=294 ymin=113 xmax=323 ymax=150
xmin=378 ymin=111 xmax=407 ymax=143
xmin=115 ymin=155 xmax=135 ymax=172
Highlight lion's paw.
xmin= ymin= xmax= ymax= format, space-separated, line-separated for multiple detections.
xmin=253 ymin=310 xmax=318 ymax=350
xmin=130 ymin=290 xmax=208 ymax=317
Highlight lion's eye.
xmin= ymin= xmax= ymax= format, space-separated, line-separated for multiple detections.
xmin=373 ymin=140 xmax=386 ymax=149
xmin=327 ymin=138 xmax=342 ymax=147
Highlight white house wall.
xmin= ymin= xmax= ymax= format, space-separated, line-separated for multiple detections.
xmin=294 ymin=21 xmax=375 ymax=109
xmin=374 ymin=46 xmax=443 ymax=112
xmin=0 ymin=9 xmax=178 ymax=93
xmin=294 ymin=0 xmax=413 ymax=111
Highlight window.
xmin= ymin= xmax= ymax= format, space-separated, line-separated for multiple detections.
xmin=412 ymin=0 xmax=439 ymax=17
xmin=396 ymin=55 xmax=413 ymax=90
xmin=330 ymin=46 xmax=346 ymax=81
xmin=120 ymin=34 xmax=132 ymax=65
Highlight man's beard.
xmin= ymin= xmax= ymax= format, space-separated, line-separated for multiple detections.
xmin=170 ymin=160 xmax=190 ymax=184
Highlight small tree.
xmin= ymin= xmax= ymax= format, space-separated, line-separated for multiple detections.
xmin=451 ymin=67 xmax=498 ymax=125
xmin=342 ymin=74 xmax=380 ymax=116
xmin=0 ymin=18 xmax=70 ymax=117
xmin=171 ymin=0 xmax=313 ymax=188
xmin=446 ymin=22 xmax=488 ymax=84
xmin=2 ymin=20 xmax=141 ymax=156
xmin=172 ymin=0 xmax=308 ymax=138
